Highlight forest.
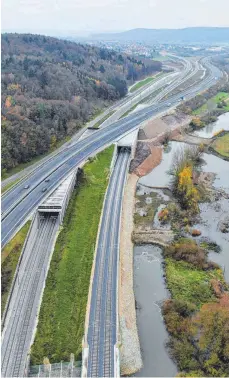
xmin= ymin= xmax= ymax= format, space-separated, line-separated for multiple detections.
xmin=1 ymin=33 xmax=161 ymax=173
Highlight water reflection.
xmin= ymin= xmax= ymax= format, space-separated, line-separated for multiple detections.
xmin=134 ymin=245 xmax=177 ymax=377
xmin=193 ymin=112 xmax=229 ymax=138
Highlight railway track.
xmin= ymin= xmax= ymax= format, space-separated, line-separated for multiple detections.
xmin=87 ymin=150 xmax=130 ymax=377
xmin=1 ymin=215 xmax=58 ymax=377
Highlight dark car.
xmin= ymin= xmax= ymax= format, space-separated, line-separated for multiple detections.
xmin=42 ymin=187 xmax=47 ymax=192
xmin=45 ymin=178 xmax=50 ymax=183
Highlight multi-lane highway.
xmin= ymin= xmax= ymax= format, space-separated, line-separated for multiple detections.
xmin=1 ymin=57 xmax=223 ymax=247
xmin=1 ymin=214 xmax=59 ymax=377
xmin=87 ymin=149 xmax=130 ymax=378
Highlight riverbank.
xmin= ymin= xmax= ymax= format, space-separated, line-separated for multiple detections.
xmin=132 ymin=132 xmax=229 ymax=376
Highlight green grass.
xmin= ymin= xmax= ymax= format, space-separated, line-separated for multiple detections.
xmin=1 ymin=221 xmax=31 ymax=314
xmin=212 ymin=133 xmax=229 ymax=158
xmin=30 ymin=146 xmax=114 ymax=365
xmin=93 ymin=110 xmax=115 ymax=128
xmin=152 ymin=55 xmax=169 ymax=62
xmin=1 ymin=178 xmax=21 ymax=195
xmin=192 ymin=92 xmax=229 ymax=115
xmin=130 ymin=76 xmax=156 ymax=93
xmin=120 ymin=103 xmax=139 ymax=118
xmin=165 ymin=258 xmax=224 ymax=308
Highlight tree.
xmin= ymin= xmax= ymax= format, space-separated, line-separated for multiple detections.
xmin=99 ymin=64 xmax=105 ymax=73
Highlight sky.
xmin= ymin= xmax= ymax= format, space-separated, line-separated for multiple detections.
xmin=2 ymin=0 xmax=229 ymax=36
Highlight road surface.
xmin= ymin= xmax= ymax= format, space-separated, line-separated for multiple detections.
xmin=1 ymin=58 xmax=223 ymax=247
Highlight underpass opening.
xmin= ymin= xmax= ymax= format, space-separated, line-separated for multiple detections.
xmin=117 ymin=146 xmax=131 ymax=154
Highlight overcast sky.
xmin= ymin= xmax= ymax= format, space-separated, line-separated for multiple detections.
xmin=2 ymin=0 xmax=229 ymax=36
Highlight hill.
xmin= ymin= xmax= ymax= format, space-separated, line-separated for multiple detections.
xmin=1 ymin=33 xmax=161 ymax=173
xmin=92 ymin=27 xmax=229 ymax=44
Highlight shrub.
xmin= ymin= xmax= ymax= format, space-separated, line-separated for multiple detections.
xmin=191 ymin=229 xmax=201 ymax=237
xmin=158 ymin=207 xmax=169 ymax=223
xmin=199 ymin=143 xmax=205 ymax=153
xmin=163 ymin=299 xmax=196 ymax=318
xmin=164 ymin=239 xmax=219 ymax=270
xmin=164 ymin=240 xmax=207 ymax=268
xmin=190 ymin=117 xmax=204 ymax=129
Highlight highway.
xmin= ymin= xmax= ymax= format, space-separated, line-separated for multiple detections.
xmin=1 ymin=214 xmax=59 ymax=377
xmin=87 ymin=149 xmax=130 ymax=378
xmin=1 ymin=58 xmax=223 ymax=247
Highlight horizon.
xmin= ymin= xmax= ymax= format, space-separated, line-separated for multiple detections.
xmin=2 ymin=25 xmax=229 ymax=39
xmin=2 ymin=0 xmax=229 ymax=37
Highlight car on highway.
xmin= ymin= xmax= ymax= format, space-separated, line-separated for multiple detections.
xmin=167 ymin=102 xmax=171 ymax=107
xmin=42 ymin=188 xmax=47 ymax=192
xmin=45 ymin=178 xmax=50 ymax=182
xmin=24 ymin=185 xmax=30 ymax=189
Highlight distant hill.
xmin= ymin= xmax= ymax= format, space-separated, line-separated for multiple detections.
xmin=1 ymin=33 xmax=161 ymax=172
xmin=91 ymin=27 xmax=229 ymax=44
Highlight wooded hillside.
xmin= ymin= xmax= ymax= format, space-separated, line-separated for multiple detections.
xmin=1 ymin=33 xmax=161 ymax=173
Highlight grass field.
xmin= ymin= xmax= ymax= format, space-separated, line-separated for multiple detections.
xmin=192 ymin=92 xmax=229 ymax=115
xmin=1 ymin=178 xmax=21 ymax=195
xmin=165 ymin=258 xmax=224 ymax=308
xmin=212 ymin=133 xmax=229 ymax=158
xmin=120 ymin=103 xmax=138 ymax=118
xmin=93 ymin=110 xmax=115 ymax=128
xmin=1 ymin=221 xmax=31 ymax=313
xmin=130 ymin=76 xmax=156 ymax=93
xmin=152 ymin=55 xmax=169 ymax=62
xmin=30 ymin=146 xmax=114 ymax=365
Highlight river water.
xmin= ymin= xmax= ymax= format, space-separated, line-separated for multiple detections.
xmin=193 ymin=112 xmax=229 ymax=138
xmin=134 ymin=141 xmax=229 ymax=376
xmin=134 ymin=245 xmax=177 ymax=377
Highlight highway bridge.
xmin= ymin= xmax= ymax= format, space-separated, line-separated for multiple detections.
xmin=1 ymin=58 xmax=223 ymax=248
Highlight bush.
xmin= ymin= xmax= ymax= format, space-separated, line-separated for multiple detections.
xmin=191 ymin=229 xmax=201 ymax=237
xmin=164 ymin=240 xmax=209 ymax=268
xmin=190 ymin=117 xmax=204 ymax=129
xmin=163 ymin=299 xmax=196 ymax=318
xmin=158 ymin=207 xmax=169 ymax=223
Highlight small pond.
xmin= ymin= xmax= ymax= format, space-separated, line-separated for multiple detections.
xmin=193 ymin=112 xmax=229 ymax=138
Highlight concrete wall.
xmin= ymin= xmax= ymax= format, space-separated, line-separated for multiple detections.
xmin=59 ymin=170 xmax=78 ymax=224
xmin=2 ymin=213 xmax=38 ymax=332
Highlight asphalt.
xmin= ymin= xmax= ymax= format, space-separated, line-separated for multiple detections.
xmin=87 ymin=149 xmax=130 ymax=378
xmin=1 ymin=58 xmax=223 ymax=247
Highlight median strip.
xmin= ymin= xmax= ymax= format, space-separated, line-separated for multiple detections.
xmin=30 ymin=145 xmax=114 ymax=365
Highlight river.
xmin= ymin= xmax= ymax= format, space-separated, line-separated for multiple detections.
xmin=134 ymin=245 xmax=177 ymax=377
xmin=134 ymin=140 xmax=229 ymax=376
